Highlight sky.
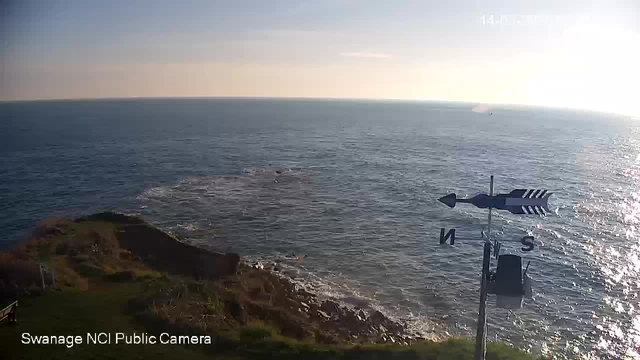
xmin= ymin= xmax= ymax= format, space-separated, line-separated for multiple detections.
xmin=1 ymin=0 xmax=639 ymax=116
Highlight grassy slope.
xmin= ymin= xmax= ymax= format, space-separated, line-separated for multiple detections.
xmin=1 ymin=282 xmax=224 ymax=360
xmin=0 ymin=217 xmax=541 ymax=360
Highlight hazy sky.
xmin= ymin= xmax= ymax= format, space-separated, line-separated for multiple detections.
xmin=1 ymin=0 xmax=639 ymax=116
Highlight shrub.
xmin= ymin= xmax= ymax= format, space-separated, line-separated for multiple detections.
xmin=106 ymin=270 xmax=137 ymax=282
xmin=240 ymin=326 xmax=273 ymax=342
xmin=55 ymin=242 xmax=69 ymax=255
xmin=75 ymin=261 xmax=104 ymax=277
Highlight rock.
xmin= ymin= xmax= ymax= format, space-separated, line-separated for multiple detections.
xmin=320 ymin=301 xmax=340 ymax=316
xmin=249 ymin=286 xmax=262 ymax=299
xmin=227 ymin=299 xmax=247 ymax=324
xmin=317 ymin=310 xmax=330 ymax=319
xmin=113 ymin=216 xmax=240 ymax=279
xmin=298 ymin=289 xmax=315 ymax=299
xmin=41 ymin=226 xmax=64 ymax=237
xmin=32 ymin=219 xmax=71 ymax=238
xmin=263 ymin=281 xmax=274 ymax=293
xmin=342 ymin=296 xmax=370 ymax=308
xmin=314 ymin=330 xmax=339 ymax=344
xmin=369 ymin=310 xmax=387 ymax=326
xmin=75 ymin=212 xmax=145 ymax=225
xmin=343 ymin=310 xmax=369 ymax=334
xmin=222 ymin=253 xmax=240 ymax=274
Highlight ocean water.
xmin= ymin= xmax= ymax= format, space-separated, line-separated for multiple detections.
xmin=1 ymin=98 xmax=638 ymax=359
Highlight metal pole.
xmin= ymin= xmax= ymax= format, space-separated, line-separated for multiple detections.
xmin=475 ymin=175 xmax=494 ymax=360
xmin=475 ymin=242 xmax=491 ymax=360
xmin=488 ymin=175 xmax=494 ymax=244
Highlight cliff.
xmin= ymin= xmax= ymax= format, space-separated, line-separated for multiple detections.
xmin=0 ymin=212 xmax=538 ymax=359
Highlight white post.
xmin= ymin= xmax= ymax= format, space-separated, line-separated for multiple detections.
xmin=39 ymin=265 xmax=46 ymax=290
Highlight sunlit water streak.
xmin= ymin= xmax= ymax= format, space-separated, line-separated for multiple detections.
xmin=1 ymin=99 xmax=638 ymax=359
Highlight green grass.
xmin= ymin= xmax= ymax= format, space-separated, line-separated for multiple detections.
xmin=0 ymin=281 xmax=225 ymax=360
xmin=1 ymin=217 xmax=543 ymax=360
xmin=0 ymin=280 xmax=539 ymax=360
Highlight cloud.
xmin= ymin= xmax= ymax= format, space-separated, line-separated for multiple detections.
xmin=339 ymin=52 xmax=393 ymax=59
xmin=255 ymin=29 xmax=343 ymax=40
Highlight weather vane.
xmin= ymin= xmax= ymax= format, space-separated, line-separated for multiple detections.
xmin=437 ymin=175 xmax=553 ymax=360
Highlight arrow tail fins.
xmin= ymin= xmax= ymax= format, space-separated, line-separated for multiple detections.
xmin=542 ymin=192 xmax=552 ymax=212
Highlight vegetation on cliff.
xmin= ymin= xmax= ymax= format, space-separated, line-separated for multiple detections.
xmin=0 ymin=212 xmax=541 ymax=359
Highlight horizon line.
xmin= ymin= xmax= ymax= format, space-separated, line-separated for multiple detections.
xmin=0 ymin=95 xmax=632 ymax=118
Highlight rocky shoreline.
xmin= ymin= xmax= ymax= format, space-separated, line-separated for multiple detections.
xmin=0 ymin=212 xmax=541 ymax=360
xmin=1 ymin=212 xmax=415 ymax=345
xmin=238 ymin=262 xmax=415 ymax=345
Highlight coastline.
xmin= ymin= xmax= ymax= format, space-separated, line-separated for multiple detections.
xmin=1 ymin=212 xmax=415 ymax=344
xmin=0 ymin=212 xmax=538 ymax=359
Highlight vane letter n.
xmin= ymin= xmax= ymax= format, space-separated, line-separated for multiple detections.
xmin=439 ymin=228 xmax=456 ymax=245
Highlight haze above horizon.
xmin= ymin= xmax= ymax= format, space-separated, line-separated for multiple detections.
xmin=1 ymin=0 xmax=639 ymax=117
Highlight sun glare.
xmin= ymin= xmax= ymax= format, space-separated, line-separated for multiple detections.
xmin=558 ymin=24 xmax=639 ymax=115
xmin=521 ymin=23 xmax=638 ymax=117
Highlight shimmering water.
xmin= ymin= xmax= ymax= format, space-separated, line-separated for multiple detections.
xmin=1 ymin=98 xmax=638 ymax=358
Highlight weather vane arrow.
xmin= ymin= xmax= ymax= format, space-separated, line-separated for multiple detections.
xmin=437 ymin=177 xmax=554 ymax=360
xmin=438 ymin=189 xmax=553 ymax=215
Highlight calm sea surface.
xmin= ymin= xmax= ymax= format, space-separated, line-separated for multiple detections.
xmin=1 ymin=98 xmax=638 ymax=359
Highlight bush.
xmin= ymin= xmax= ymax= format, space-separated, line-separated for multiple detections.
xmin=240 ymin=327 xmax=273 ymax=342
xmin=32 ymin=218 xmax=72 ymax=238
xmin=75 ymin=261 xmax=104 ymax=277
xmin=25 ymin=284 xmax=45 ymax=297
xmin=55 ymin=242 xmax=69 ymax=255
xmin=206 ymin=297 xmax=222 ymax=315
xmin=106 ymin=271 xmax=137 ymax=282
xmin=0 ymin=261 xmax=41 ymax=289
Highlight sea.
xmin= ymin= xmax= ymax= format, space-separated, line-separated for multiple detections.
xmin=1 ymin=98 xmax=638 ymax=359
